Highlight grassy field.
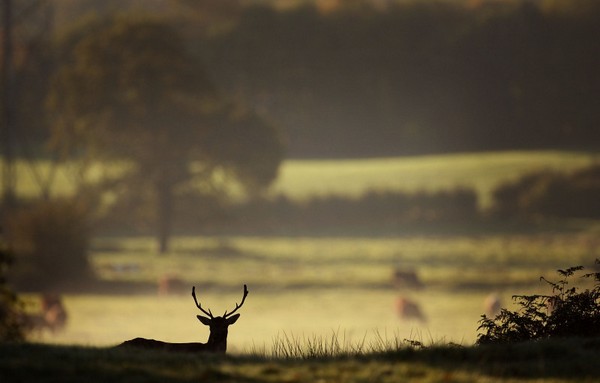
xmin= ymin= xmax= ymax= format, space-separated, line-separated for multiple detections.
xmin=19 ymin=233 xmax=600 ymax=350
xmin=9 ymin=150 xmax=600 ymax=351
xmin=2 ymin=337 xmax=600 ymax=382
xmin=6 ymin=150 xmax=600 ymax=381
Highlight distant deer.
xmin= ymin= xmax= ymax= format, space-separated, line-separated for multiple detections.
xmin=21 ymin=294 xmax=68 ymax=335
xmin=118 ymin=285 xmax=248 ymax=353
xmin=483 ymin=293 xmax=502 ymax=317
xmin=157 ymin=274 xmax=188 ymax=295
xmin=392 ymin=268 xmax=424 ymax=290
xmin=395 ymin=296 xmax=427 ymax=322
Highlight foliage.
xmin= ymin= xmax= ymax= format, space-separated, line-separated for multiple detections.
xmin=48 ymin=15 xmax=216 ymax=160
xmin=6 ymin=199 xmax=93 ymax=290
xmin=9 ymin=1 xmax=600 ymax=160
xmin=0 ymin=1 xmax=55 ymax=150
xmin=491 ymin=164 xmax=600 ymax=220
xmin=204 ymin=0 xmax=600 ymax=157
xmin=47 ymin=15 xmax=284 ymax=252
xmin=230 ymin=188 xmax=478 ymax=234
xmin=477 ymin=260 xmax=600 ymax=344
xmin=0 ymin=242 xmax=24 ymax=342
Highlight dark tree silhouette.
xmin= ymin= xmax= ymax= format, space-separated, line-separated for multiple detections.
xmin=47 ymin=15 xmax=284 ymax=253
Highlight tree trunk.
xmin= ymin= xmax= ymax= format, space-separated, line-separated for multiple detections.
xmin=156 ymin=181 xmax=173 ymax=254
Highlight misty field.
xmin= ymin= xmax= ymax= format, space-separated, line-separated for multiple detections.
xmin=4 ymin=2 xmax=600 ymax=379
xmin=25 ymin=233 xmax=600 ymax=352
xmin=9 ymin=150 xmax=600 ymax=383
xmin=11 ymin=150 xmax=600 ymax=353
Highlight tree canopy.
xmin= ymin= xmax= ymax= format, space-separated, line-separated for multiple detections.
xmin=47 ymin=15 xmax=284 ymax=252
xmin=203 ymin=1 xmax=600 ymax=157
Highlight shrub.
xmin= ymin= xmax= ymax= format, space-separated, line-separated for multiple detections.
xmin=230 ymin=188 xmax=479 ymax=233
xmin=0 ymin=242 xmax=25 ymax=341
xmin=7 ymin=199 xmax=93 ymax=290
xmin=491 ymin=164 xmax=600 ymax=220
xmin=477 ymin=260 xmax=600 ymax=344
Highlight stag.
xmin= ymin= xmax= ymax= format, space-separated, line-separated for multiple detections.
xmin=118 ymin=284 xmax=248 ymax=353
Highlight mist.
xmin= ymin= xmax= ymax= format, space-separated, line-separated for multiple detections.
xmin=1 ymin=0 xmax=599 ymax=354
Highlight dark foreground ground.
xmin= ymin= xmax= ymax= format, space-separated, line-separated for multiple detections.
xmin=1 ymin=337 xmax=600 ymax=383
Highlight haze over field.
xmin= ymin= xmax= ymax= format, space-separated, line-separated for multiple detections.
xmin=1 ymin=0 xmax=599 ymax=364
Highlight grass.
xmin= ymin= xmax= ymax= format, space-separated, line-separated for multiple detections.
xmin=91 ymin=234 xmax=600 ymax=291
xmin=1 ymin=337 xmax=600 ymax=382
xmin=6 ymin=150 xmax=600 ymax=380
xmin=19 ymin=232 xmax=598 ymax=349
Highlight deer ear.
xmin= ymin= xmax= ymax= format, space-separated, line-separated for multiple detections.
xmin=225 ymin=314 xmax=240 ymax=325
xmin=197 ymin=315 xmax=212 ymax=326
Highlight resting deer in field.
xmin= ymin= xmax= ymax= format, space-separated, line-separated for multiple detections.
xmin=118 ymin=285 xmax=248 ymax=353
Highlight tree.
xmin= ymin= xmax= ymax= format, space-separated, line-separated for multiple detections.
xmin=477 ymin=262 xmax=600 ymax=344
xmin=0 ymin=240 xmax=24 ymax=342
xmin=7 ymin=199 xmax=92 ymax=289
xmin=47 ymin=15 xmax=284 ymax=253
xmin=2 ymin=0 xmax=57 ymax=204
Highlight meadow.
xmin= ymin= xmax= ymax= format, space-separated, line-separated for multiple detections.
xmin=9 ymin=150 xmax=600 ymax=376
xmin=24 ymin=233 xmax=600 ymax=352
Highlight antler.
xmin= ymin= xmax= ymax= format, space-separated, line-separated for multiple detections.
xmin=191 ymin=286 xmax=214 ymax=318
xmin=224 ymin=284 xmax=249 ymax=318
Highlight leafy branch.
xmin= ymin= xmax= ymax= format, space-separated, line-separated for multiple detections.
xmin=477 ymin=260 xmax=600 ymax=344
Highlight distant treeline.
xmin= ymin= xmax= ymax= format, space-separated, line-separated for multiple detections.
xmin=96 ymin=164 xmax=600 ymax=235
xmin=6 ymin=1 xmax=599 ymax=159
xmin=492 ymin=163 xmax=600 ymax=221
xmin=225 ymin=164 xmax=600 ymax=233
xmin=202 ymin=1 xmax=600 ymax=157
xmin=229 ymin=188 xmax=479 ymax=234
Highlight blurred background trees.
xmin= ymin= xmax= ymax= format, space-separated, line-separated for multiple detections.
xmin=491 ymin=164 xmax=600 ymax=221
xmin=5 ymin=0 xmax=597 ymax=162
xmin=0 ymin=242 xmax=24 ymax=341
xmin=6 ymin=199 xmax=92 ymax=290
xmin=0 ymin=0 xmax=599 ymax=290
xmin=204 ymin=0 xmax=600 ymax=157
xmin=46 ymin=15 xmax=284 ymax=253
